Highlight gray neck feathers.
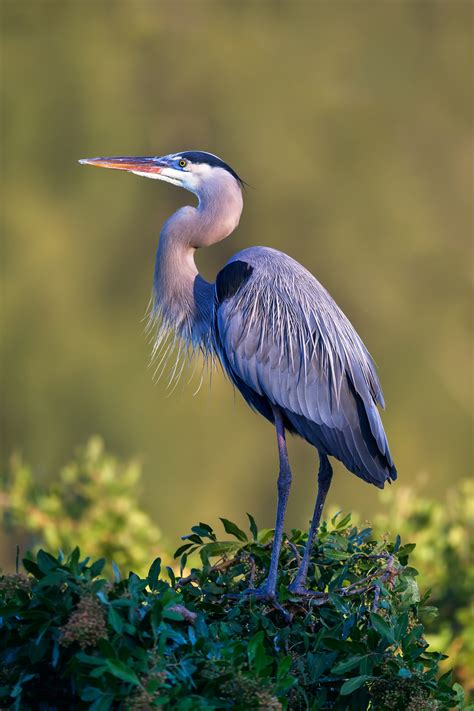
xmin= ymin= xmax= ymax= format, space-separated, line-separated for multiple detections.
xmin=149 ymin=171 xmax=243 ymax=371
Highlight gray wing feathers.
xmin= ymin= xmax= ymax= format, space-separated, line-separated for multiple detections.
xmin=215 ymin=248 xmax=395 ymax=486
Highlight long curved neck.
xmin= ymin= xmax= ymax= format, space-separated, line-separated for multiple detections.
xmin=152 ymin=172 xmax=243 ymax=349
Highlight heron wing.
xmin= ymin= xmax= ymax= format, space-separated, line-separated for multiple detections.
xmin=213 ymin=247 xmax=396 ymax=487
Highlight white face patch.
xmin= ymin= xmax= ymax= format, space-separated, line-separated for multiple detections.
xmin=131 ymin=170 xmax=182 ymax=187
xmin=187 ymin=163 xmax=213 ymax=177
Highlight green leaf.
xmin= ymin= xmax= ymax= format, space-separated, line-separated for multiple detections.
xmin=174 ymin=543 xmax=193 ymax=559
xmin=111 ymin=561 xmax=121 ymax=582
xmin=359 ymin=655 xmax=373 ymax=675
xmin=89 ymin=695 xmax=113 ymax=711
xmin=277 ymin=655 xmax=292 ymax=680
xmin=36 ymin=550 xmax=58 ymax=574
xmin=68 ymin=547 xmax=81 ymax=573
xmin=332 ymin=655 xmax=364 ymax=674
xmin=107 ymin=606 xmax=123 ymax=634
xmin=248 ymin=631 xmax=272 ymax=675
xmin=98 ymin=638 xmax=119 ymax=660
xmin=35 ymin=571 xmax=67 ymax=588
xmin=397 ymin=543 xmax=416 ymax=557
xmin=162 ymin=608 xmax=185 ymax=621
xmin=340 ymin=675 xmax=371 ymax=695
xmin=370 ymin=612 xmax=395 ymax=643
xmin=181 ymin=534 xmax=203 ymax=545
xmin=191 ymin=525 xmax=215 ymax=540
xmin=335 ymin=512 xmax=352 ymax=530
xmin=257 ymin=528 xmax=274 ymax=544
xmin=105 ymin=659 xmax=140 ymax=685
xmin=247 ymin=513 xmax=258 ymax=540
xmin=394 ymin=611 xmax=408 ymax=641
xmin=402 ymin=566 xmax=419 ymax=577
xmin=219 ymin=518 xmax=248 ymax=542
xmin=22 ymin=558 xmax=41 ymax=577
xmin=89 ymin=558 xmax=106 ymax=578
xmin=197 ymin=521 xmax=215 ymax=535
xmin=80 ymin=687 xmax=102 ymax=702
xmin=76 ymin=652 xmax=107 ymax=666
xmin=147 ymin=557 xmax=161 ymax=590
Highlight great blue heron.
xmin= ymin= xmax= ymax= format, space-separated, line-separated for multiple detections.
xmin=80 ymin=151 xmax=397 ymax=598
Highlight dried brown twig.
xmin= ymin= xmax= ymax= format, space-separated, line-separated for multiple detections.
xmin=168 ymin=604 xmax=197 ymax=625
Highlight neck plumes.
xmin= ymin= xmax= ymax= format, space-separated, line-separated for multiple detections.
xmin=148 ymin=170 xmax=243 ymax=374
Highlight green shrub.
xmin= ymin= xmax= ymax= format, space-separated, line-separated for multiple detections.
xmin=0 ymin=438 xmax=168 ymax=575
xmin=1 ymin=440 xmax=472 ymax=699
xmin=337 ymin=479 xmax=474 ymax=692
xmin=0 ymin=515 xmax=466 ymax=710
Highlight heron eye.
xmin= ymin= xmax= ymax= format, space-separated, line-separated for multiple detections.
xmin=179 ymin=159 xmax=187 ymax=168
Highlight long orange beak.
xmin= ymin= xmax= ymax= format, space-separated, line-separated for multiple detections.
xmin=79 ymin=156 xmax=166 ymax=174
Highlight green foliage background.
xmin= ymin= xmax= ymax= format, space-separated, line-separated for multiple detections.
xmin=2 ymin=0 xmax=472 ymax=543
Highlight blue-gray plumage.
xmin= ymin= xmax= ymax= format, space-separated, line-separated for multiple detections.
xmin=214 ymin=248 xmax=395 ymax=488
xmin=80 ymin=150 xmax=397 ymax=599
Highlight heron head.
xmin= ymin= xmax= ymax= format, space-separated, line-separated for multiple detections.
xmin=79 ymin=151 xmax=244 ymax=198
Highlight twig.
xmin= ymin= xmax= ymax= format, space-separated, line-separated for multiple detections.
xmin=168 ymin=604 xmax=197 ymax=625
xmin=373 ymin=582 xmax=381 ymax=612
xmin=247 ymin=555 xmax=257 ymax=588
xmin=290 ymin=557 xmax=400 ymax=606
xmin=287 ymin=541 xmax=302 ymax=565
xmin=177 ymin=557 xmax=237 ymax=587
xmin=350 ymin=552 xmax=392 ymax=561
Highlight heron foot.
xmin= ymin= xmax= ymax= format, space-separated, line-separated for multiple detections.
xmin=230 ymin=586 xmax=291 ymax=622
xmin=238 ymin=585 xmax=277 ymax=601
xmin=225 ymin=584 xmax=275 ymax=601
xmin=287 ymin=582 xmax=305 ymax=595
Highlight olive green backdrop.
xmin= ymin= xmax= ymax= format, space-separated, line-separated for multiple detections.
xmin=2 ymin=0 xmax=472 ymax=545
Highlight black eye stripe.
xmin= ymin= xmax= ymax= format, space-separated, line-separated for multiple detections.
xmin=179 ymin=151 xmax=244 ymax=186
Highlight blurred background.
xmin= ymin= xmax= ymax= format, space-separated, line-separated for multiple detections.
xmin=2 ymin=1 xmax=472 ymax=543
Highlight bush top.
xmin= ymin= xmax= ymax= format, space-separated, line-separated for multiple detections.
xmin=0 ymin=513 xmax=466 ymax=710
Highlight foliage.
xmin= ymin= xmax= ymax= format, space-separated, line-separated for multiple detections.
xmin=0 ymin=515 xmax=466 ymax=710
xmin=370 ymin=480 xmax=474 ymax=693
xmin=1 ymin=441 xmax=472 ymax=695
xmin=0 ymin=438 xmax=168 ymax=576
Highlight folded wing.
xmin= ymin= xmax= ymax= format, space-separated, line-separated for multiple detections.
xmin=213 ymin=248 xmax=396 ymax=488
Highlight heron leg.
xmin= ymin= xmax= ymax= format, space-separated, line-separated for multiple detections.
xmin=261 ymin=406 xmax=292 ymax=599
xmin=289 ymin=453 xmax=333 ymax=594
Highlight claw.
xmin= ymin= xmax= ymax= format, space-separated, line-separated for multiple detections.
xmin=237 ymin=585 xmax=277 ymax=601
xmin=288 ymin=583 xmax=307 ymax=595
